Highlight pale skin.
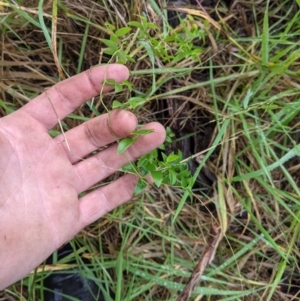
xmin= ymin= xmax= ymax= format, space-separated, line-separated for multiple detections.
xmin=0 ymin=64 xmax=166 ymax=289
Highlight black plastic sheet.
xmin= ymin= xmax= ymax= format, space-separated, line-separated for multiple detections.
xmin=43 ymin=243 xmax=110 ymax=301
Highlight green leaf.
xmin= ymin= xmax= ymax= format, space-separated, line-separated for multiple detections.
xmin=122 ymin=80 xmax=133 ymax=91
xmin=128 ymin=97 xmax=146 ymax=108
xmin=127 ymin=21 xmax=143 ymax=30
xmin=169 ymin=169 xmax=177 ymax=186
xmin=151 ymin=170 xmax=163 ymax=187
xmin=104 ymin=78 xmax=117 ymax=86
xmin=161 ymin=152 xmax=167 ymax=161
xmin=101 ymin=39 xmax=118 ymax=51
xmin=131 ymin=129 xmax=153 ymax=136
xmin=166 ymin=154 xmax=180 ymax=163
xmin=117 ymin=50 xmax=128 ymax=64
xmin=112 ymin=100 xmax=124 ymax=109
xmin=137 ymin=156 xmax=149 ymax=168
xmin=117 ymin=138 xmax=136 ymax=154
xmin=180 ymin=163 xmax=187 ymax=172
xmin=110 ymin=35 xmax=119 ymax=43
xmin=181 ymin=177 xmax=188 ymax=188
xmin=146 ymin=22 xmax=159 ymax=30
xmin=103 ymin=48 xmax=118 ymax=55
xmin=133 ymin=179 xmax=147 ymax=196
xmin=104 ymin=22 xmax=116 ymax=31
xmin=114 ymin=82 xmax=123 ymax=93
xmin=139 ymin=166 xmax=149 ymax=177
xmin=115 ymin=27 xmax=132 ymax=37
xmin=149 ymin=149 xmax=158 ymax=159
xmin=165 ymin=135 xmax=173 ymax=143
xmin=121 ymin=163 xmax=137 ymax=173
xmin=145 ymin=162 xmax=156 ymax=172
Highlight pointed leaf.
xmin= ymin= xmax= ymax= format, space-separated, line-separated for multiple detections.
xmin=151 ymin=170 xmax=163 ymax=187
xmin=122 ymin=162 xmax=137 ymax=173
xmin=115 ymin=27 xmax=132 ymax=37
xmin=169 ymin=169 xmax=177 ymax=186
xmin=127 ymin=21 xmax=143 ymax=29
xmin=101 ymin=39 xmax=118 ymax=51
xmin=117 ymin=138 xmax=136 ymax=154
xmin=133 ymin=179 xmax=147 ymax=196
xmin=112 ymin=100 xmax=124 ymax=109
xmin=131 ymin=129 xmax=154 ymax=136
xmin=114 ymin=82 xmax=123 ymax=93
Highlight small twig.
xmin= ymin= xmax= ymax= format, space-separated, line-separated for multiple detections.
xmin=176 ymin=225 xmax=222 ymax=301
xmin=194 ymin=0 xmax=208 ymax=16
xmin=45 ymin=89 xmax=71 ymax=153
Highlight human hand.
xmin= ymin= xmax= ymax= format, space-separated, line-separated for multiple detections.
xmin=0 ymin=64 xmax=165 ymax=289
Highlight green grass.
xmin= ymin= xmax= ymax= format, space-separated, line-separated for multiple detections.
xmin=1 ymin=0 xmax=300 ymax=300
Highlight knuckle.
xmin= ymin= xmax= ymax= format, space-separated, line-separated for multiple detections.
xmin=84 ymin=120 xmax=101 ymax=148
xmin=53 ymin=86 xmax=76 ymax=112
xmin=84 ymin=68 xmax=99 ymax=94
xmin=126 ymin=142 xmax=141 ymax=162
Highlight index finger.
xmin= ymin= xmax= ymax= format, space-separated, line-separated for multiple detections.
xmin=20 ymin=64 xmax=130 ymax=130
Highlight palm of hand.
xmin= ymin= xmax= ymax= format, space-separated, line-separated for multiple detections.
xmin=0 ymin=65 xmax=165 ymax=289
xmin=0 ymin=111 xmax=79 ymax=272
